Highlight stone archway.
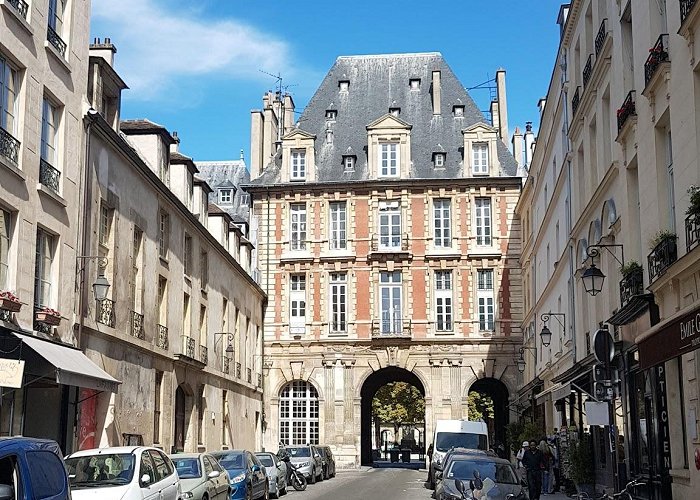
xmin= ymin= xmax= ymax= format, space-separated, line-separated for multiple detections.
xmin=467 ymin=378 xmax=510 ymax=451
xmin=360 ymin=366 xmax=425 ymax=465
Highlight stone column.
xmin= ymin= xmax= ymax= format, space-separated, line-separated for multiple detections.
xmin=450 ymin=359 xmax=463 ymax=419
xmin=323 ymin=359 xmax=335 ymax=444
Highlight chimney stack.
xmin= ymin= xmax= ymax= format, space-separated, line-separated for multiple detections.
xmin=170 ymin=131 xmax=180 ymax=153
xmin=89 ymin=37 xmax=117 ymax=67
xmin=524 ymin=122 xmax=536 ymax=166
xmin=431 ymin=71 xmax=442 ymax=115
xmin=538 ymin=98 xmax=547 ymax=115
xmin=511 ymin=126 xmax=524 ymax=168
xmin=495 ymin=69 xmax=509 ymax=146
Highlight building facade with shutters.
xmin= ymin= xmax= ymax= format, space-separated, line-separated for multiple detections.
xmin=246 ymin=53 xmax=524 ymax=467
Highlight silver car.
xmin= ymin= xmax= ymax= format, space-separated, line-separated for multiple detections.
xmin=254 ymin=452 xmax=287 ymax=498
xmin=286 ymin=446 xmax=323 ymax=484
xmin=169 ymin=453 xmax=230 ymax=500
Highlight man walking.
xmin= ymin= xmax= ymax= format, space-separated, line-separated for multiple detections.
xmin=522 ymin=440 xmax=544 ymax=500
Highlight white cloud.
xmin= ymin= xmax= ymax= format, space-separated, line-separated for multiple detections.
xmin=91 ymin=0 xmax=293 ymax=100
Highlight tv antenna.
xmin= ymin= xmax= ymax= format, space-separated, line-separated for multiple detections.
xmin=259 ymin=70 xmax=299 ymax=141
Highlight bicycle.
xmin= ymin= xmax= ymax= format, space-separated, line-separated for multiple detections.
xmin=574 ymin=479 xmax=645 ymax=500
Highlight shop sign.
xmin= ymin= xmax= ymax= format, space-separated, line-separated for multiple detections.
xmin=639 ymin=304 xmax=700 ymax=370
xmin=0 ymin=359 xmax=24 ymax=388
xmin=656 ymin=364 xmax=672 ymax=473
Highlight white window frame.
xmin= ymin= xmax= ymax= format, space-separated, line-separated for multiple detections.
xmin=329 ymin=273 xmax=347 ymax=333
xmin=434 ymin=153 xmax=445 ymax=168
xmin=99 ymin=202 xmax=112 ymax=246
xmin=329 ymin=201 xmax=347 ymax=250
xmin=344 ymin=156 xmax=355 ymax=171
xmin=290 ymin=203 xmax=307 ymax=251
xmin=289 ymin=274 xmax=306 ymax=335
xmin=34 ymin=229 xmax=54 ymax=309
xmin=379 ymin=142 xmax=399 ymax=177
xmin=433 ymin=199 xmax=452 ymax=248
xmin=379 ymin=271 xmax=402 ymax=334
xmin=474 ymin=198 xmax=492 ymax=246
xmin=477 ymin=269 xmax=495 ymax=332
xmin=48 ymin=0 xmax=66 ymax=35
xmin=0 ymin=209 xmax=11 ymax=290
xmin=435 ymin=271 xmax=453 ymax=332
xmin=279 ymin=381 xmax=319 ymax=446
xmin=0 ymin=55 xmax=19 ymax=137
xmin=472 ymin=142 xmax=489 ymax=175
xmin=378 ymin=202 xmax=402 ymax=250
xmin=291 ymin=150 xmax=306 ymax=181
xmin=218 ymin=189 xmax=232 ymax=204
xmin=41 ymin=98 xmax=60 ymax=166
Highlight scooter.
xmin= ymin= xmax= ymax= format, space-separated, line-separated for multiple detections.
xmin=280 ymin=456 xmax=307 ymax=491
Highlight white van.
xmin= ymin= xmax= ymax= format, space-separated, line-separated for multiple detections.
xmin=428 ymin=419 xmax=488 ymax=488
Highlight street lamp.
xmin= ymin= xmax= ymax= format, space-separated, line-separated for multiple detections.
xmin=214 ymin=332 xmax=236 ymax=356
xmin=515 ymin=347 xmax=536 ymax=373
xmin=581 ymin=244 xmax=625 ymax=297
xmin=540 ymin=324 xmax=552 ymax=347
xmin=77 ymin=256 xmax=111 ymax=301
xmin=540 ymin=312 xmax=566 ymax=348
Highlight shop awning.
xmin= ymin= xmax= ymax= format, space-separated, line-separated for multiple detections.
xmin=637 ymin=302 xmax=700 ymax=370
xmin=17 ymin=333 xmax=120 ymax=393
xmin=552 ymin=382 xmax=573 ymax=402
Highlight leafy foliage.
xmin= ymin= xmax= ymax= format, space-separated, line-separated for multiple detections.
xmin=372 ymin=382 xmax=425 ymax=432
xmin=619 ymin=260 xmax=642 ymax=277
xmin=688 ymin=185 xmax=700 ymax=218
xmin=505 ymin=420 xmax=544 ymax=455
xmin=568 ymin=434 xmax=595 ymax=485
xmin=467 ymin=391 xmax=494 ymax=421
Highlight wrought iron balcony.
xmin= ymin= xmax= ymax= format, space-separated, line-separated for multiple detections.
xmin=7 ymin=0 xmax=28 ymax=19
xmin=583 ymin=54 xmax=594 ymax=88
xmin=616 ymin=91 xmax=636 ymax=132
xmin=180 ymin=335 xmax=196 ymax=358
xmin=236 ymin=362 xmax=241 ymax=379
xmin=0 ymin=127 xmax=20 ymax=165
xmin=131 ymin=311 xmax=144 ymax=339
xmin=681 ymin=0 xmax=698 ymax=24
xmin=571 ymin=87 xmax=581 ymax=117
xmin=46 ymin=25 xmax=67 ymax=57
xmin=686 ymin=214 xmax=700 ymax=252
xmin=644 ymin=34 xmax=670 ymax=86
xmin=371 ymin=318 xmax=412 ymax=338
xmin=595 ymin=18 xmax=608 ymax=56
xmin=619 ymin=268 xmax=644 ymax=306
xmin=647 ymin=236 xmax=678 ymax=283
xmin=199 ymin=345 xmax=208 ymax=364
xmin=247 ymin=368 xmax=252 ymax=383
xmin=222 ymin=356 xmax=230 ymax=374
xmin=157 ymin=324 xmax=168 ymax=349
xmin=39 ymin=159 xmax=61 ymax=193
xmin=95 ymin=298 xmax=115 ymax=327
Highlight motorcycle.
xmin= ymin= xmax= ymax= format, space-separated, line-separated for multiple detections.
xmin=279 ymin=455 xmax=307 ymax=491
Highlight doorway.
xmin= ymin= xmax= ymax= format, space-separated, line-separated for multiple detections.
xmin=174 ymin=385 xmax=186 ymax=452
xmin=468 ymin=378 xmax=510 ymax=450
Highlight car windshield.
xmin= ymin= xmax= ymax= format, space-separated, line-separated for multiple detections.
xmin=172 ymin=458 xmax=201 ymax=479
xmin=212 ymin=453 xmax=245 ymax=471
xmin=65 ymin=453 xmax=135 ymax=488
xmin=257 ymin=455 xmax=274 ymax=467
xmin=446 ymin=459 xmax=519 ymax=485
xmin=288 ymin=447 xmax=310 ymax=458
xmin=435 ymin=432 xmax=487 ymax=452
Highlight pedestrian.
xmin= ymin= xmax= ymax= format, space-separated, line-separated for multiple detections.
xmin=539 ymin=439 xmax=552 ymax=495
xmin=548 ymin=436 xmax=559 ymax=493
xmin=522 ymin=440 xmax=544 ymax=500
xmin=516 ymin=440 xmax=528 ymax=480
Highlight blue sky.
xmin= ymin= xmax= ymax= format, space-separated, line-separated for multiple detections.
xmin=91 ymin=0 xmax=565 ymax=163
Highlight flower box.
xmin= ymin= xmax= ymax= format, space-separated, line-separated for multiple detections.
xmin=0 ymin=295 xmax=22 ymax=313
xmin=35 ymin=310 xmax=61 ymax=326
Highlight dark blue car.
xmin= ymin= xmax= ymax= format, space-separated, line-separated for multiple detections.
xmin=210 ymin=451 xmax=267 ymax=500
xmin=0 ymin=437 xmax=71 ymax=499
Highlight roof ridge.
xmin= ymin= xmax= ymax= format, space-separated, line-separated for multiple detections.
xmin=337 ymin=52 xmax=442 ymax=60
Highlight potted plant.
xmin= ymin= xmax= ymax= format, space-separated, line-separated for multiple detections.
xmin=687 ymin=185 xmax=700 ymax=221
xmin=619 ymin=261 xmax=642 ymax=278
xmin=648 ymin=229 xmax=676 ymax=250
xmin=0 ymin=291 xmax=22 ymax=313
xmin=568 ymin=434 xmax=595 ymax=495
xmin=35 ymin=307 xmax=61 ymax=326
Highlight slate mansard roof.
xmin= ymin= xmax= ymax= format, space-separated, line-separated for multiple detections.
xmin=252 ymin=52 xmax=517 ymax=185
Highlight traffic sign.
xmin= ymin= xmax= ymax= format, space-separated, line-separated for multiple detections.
xmin=593 ymin=328 xmax=615 ymax=364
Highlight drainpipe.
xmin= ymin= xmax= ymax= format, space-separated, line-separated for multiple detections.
xmin=261 ymin=187 xmax=271 ymax=450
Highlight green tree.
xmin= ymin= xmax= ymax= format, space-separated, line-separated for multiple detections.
xmin=467 ymin=391 xmax=494 ymax=421
xmin=372 ymin=382 xmax=425 ymax=435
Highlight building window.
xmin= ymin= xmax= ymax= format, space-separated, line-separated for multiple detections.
xmin=197 ymin=385 xmax=205 ymax=446
xmin=477 ymin=269 xmax=495 ymax=331
xmin=289 ymin=274 xmax=306 ymax=335
xmin=99 ymin=203 xmax=113 ymax=246
xmin=183 ymin=293 xmax=191 ymax=339
xmin=183 ymin=233 xmax=192 ymax=276
xmin=48 ymin=0 xmax=66 ymax=36
xmin=41 ymin=98 xmax=60 ymax=167
xmin=435 ymin=271 xmax=453 ymax=332
xmin=158 ymin=210 xmax=169 ymax=259
xmin=131 ymin=227 xmax=143 ymax=313
xmin=153 ymin=370 xmax=163 ymax=443
xmin=472 ymin=142 xmax=489 ymax=175
xmin=329 ymin=202 xmax=347 ymax=250
xmin=379 ymin=271 xmax=402 ymax=334
xmin=474 ymin=198 xmax=492 ymax=246
xmin=157 ymin=276 xmax=167 ymax=326
xmin=290 ymin=203 xmax=306 ymax=251
xmin=454 ymin=105 xmax=465 ymax=117
xmin=325 ymin=109 xmax=337 ymax=120
xmin=389 ymin=107 xmax=401 ymax=117
xmin=0 ymin=209 xmax=11 ymax=290
xmin=200 ymin=251 xmax=208 ymax=290
xmin=666 ymin=129 xmax=676 ymax=232
xmin=279 ymin=381 xmax=319 ymax=445
xmin=222 ymin=390 xmax=228 ymax=446
xmin=0 ymin=54 xmax=19 ymax=142
xmin=329 ymin=273 xmax=347 ymax=333
xmin=433 ymin=199 xmax=452 ymax=248
xmin=338 ymin=80 xmax=349 ymax=92
xmin=378 ymin=202 xmax=401 ymax=249
xmin=409 ymin=78 xmax=421 ymax=90
xmin=291 ymin=150 xmax=306 ymax=181
xmin=343 ymin=156 xmax=355 ymax=171
xmin=379 ymin=143 xmax=399 ymax=177
xmin=218 ymin=189 xmax=232 ymax=205
xmin=434 ymin=153 xmax=445 ymax=168
xmin=34 ymin=229 xmax=54 ymax=309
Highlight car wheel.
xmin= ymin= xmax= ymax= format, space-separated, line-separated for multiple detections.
xmin=309 ymin=468 xmax=316 ymax=484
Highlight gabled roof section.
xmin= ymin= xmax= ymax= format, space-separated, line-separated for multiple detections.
xmin=120 ymin=119 xmax=176 ymax=144
xmin=170 ymin=151 xmax=199 ymax=173
xmin=282 ymin=128 xmax=316 ymax=140
xmin=462 ymin=122 xmax=498 ymax=134
xmin=366 ymin=113 xmax=412 ymax=130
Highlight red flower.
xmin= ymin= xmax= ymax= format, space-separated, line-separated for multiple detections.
xmin=0 ymin=291 xmax=20 ymax=302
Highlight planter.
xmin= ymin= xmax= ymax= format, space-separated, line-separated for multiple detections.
xmin=35 ymin=312 xmax=61 ymax=326
xmin=0 ymin=298 xmax=22 ymax=313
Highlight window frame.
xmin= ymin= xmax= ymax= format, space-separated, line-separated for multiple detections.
xmin=183 ymin=232 xmax=193 ymax=277
xmin=329 ymin=201 xmax=347 ymax=250
xmin=474 ymin=198 xmax=492 ymax=246
xmin=218 ymin=189 xmax=232 ymax=205
xmin=434 ymin=270 xmax=453 ymax=332
xmin=378 ymin=271 xmax=402 ymax=334
xmin=41 ymin=97 xmax=60 ymax=167
xmin=329 ymin=273 xmax=347 ymax=334
xmin=289 ymin=203 xmax=307 ymax=251
xmin=477 ymin=269 xmax=495 ymax=332
xmin=0 ymin=54 xmax=20 ymax=137
xmin=378 ymin=142 xmax=399 ymax=178
xmin=0 ymin=208 xmax=11 ymax=290
xmin=378 ymin=202 xmax=402 ymax=250
xmin=131 ymin=226 xmax=144 ymax=314
xmin=279 ymin=381 xmax=319 ymax=446
xmin=434 ymin=153 xmax=445 ymax=168
xmin=290 ymin=149 xmax=307 ymax=181
xmin=158 ymin=210 xmax=169 ymax=260
xmin=34 ymin=228 xmax=55 ymax=309
xmin=289 ymin=274 xmax=306 ymax=335
xmin=433 ymin=199 xmax=452 ymax=248
xmin=471 ymin=142 xmax=489 ymax=175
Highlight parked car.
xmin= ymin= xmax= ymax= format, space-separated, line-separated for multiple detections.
xmin=65 ymin=446 xmax=181 ymax=500
xmin=254 ymin=452 xmax=287 ymax=498
xmin=316 ymin=446 xmax=336 ymax=479
xmin=285 ymin=446 xmax=323 ymax=484
xmin=210 ymin=450 xmax=268 ymax=500
xmin=169 ymin=453 xmax=230 ymax=500
xmin=434 ymin=453 xmax=526 ymax=500
xmin=0 ymin=436 xmax=71 ymax=500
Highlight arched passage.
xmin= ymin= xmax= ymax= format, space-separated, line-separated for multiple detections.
xmin=468 ymin=378 xmax=510 ymax=450
xmin=360 ymin=367 xmax=425 ymax=465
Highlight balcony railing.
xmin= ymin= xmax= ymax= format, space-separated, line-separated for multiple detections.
xmin=647 ymin=236 xmax=678 ymax=283
xmin=583 ymin=54 xmax=594 ymax=88
xmin=199 ymin=345 xmax=208 ymax=365
xmin=619 ymin=269 xmax=644 ymax=306
xmin=595 ymin=18 xmax=608 ymax=56
xmin=371 ymin=318 xmax=412 ymax=338
xmin=617 ymin=91 xmax=636 ymax=132
xmin=222 ymin=356 xmax=230 ymax=374
xmin=7 ymin=0 xmax=28 ymax=19
xmin=257 ymin=373 xmax=262 ymax=388
xmin=686 ymin=215 xmax=700 ymax=252
xmin=46 ymin=25 xmax=67 ymax=57
xmin=247 ymin=368 xmax=252 ymax=384
xmin=95 ymin=298 xmax=115 ymax=327
xmin=681 ymin=0 xmax=698 ymax=24
xmin=571 ymin=87 xmax=581 ymax=117
xmin=370 ymin=234 xmax=410 ymax=253
xmin=644 ymin=34 xmax=670 ymax=86
xmin=236 ymin=362 xmax=242 ymax=379
xmin=131 ymin=311 xmax=144 ymax=339
xmin=0 ymin=127 xmax=20 ymax=165
xmin=180 ymin=335 xmax=196 ymax=358
xmin=39 ymin=159 xmax=61 ymax=193
xmin=157 ymin=324 xmax=168 ymax=350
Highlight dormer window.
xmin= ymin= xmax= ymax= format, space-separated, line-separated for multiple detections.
xmin=343 ymin=156 xmax=355 ymax=171
xmin=389 ymin=107 xmax=401 ymax=117
xmin=291 ymin=149 xmax=306 ymax=181
xmin=338 ymin=80 xmax=350 ymax=92
xmin=453 ymin=105 xmax=465 ymax=117
xmin=325 ymin=109 xmax=337 ymax=120
xmin=472 ymin=142 xmax=489 ymax=175
xmin=379 ymin=142 xmax=399 ymax=177
xmin=409 ymin=78 xmax=421 ymax=90
xmin=434 ymin=153 xmax=446 ymax=168
xmin=219 ymin=189 xmax=233 ymax=204
xmin=239 ymin=192 xmax=250 ymax=207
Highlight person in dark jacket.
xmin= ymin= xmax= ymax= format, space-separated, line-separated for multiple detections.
xmin=521 ymin=440 xmax=544 ymax=500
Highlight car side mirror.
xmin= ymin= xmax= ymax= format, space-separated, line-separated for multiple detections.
xmin=140 ymin=474 xmax=151 ymax=485
xmin=208 ymin=471 xmax=221 ymax=479
xmin=0 ymin=485 xmax=13 ymax=500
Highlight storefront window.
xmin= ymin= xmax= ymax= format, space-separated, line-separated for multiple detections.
xmin=632 ymin=370 xmax=651 ymax=473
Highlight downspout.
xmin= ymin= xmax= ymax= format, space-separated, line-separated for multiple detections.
xmin=563 ymin=84 xmax=576 ymax=364
xmin=262 ymin=186 xmax=271 ymax=450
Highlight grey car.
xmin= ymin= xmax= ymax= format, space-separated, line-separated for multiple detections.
xmin=286 ymin=446 xmax=323 ymax=484
xmin=169 ymin=453 xmax=230 ymax=500
xmin=317 ymin=446 xmax=335 ymax=479
xmin=255 ymin=452 xmax=287 ymax=498
xmin=435 ymin=454 xmax=527 ymax=500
